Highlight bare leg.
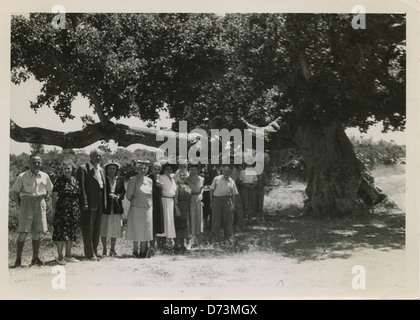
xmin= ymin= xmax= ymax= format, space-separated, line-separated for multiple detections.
xmin=16 ymin=232 xmax=27 ymax=264
xmin=101 ymin=237 xmax=107 ymax=256
xmin=133 ymin=241 xmax=139 ymax=256
xmin=32 ymin=232 xmax=41 ymax=261
xmin=56 ymin=241 xmax=64 ymax=260
xmin=140 ymin=241 xmax=147 ymax=253
xmin=110 ymin=238 xmax=117 ymax=255
xmin=65 ymin=241 xmax=72 ymax=258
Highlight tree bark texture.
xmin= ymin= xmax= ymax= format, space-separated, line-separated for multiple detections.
xmin=10 ymin=120 xmax=178 ymax=149
xmin=293 ymin=121 xmax=386 ymax=217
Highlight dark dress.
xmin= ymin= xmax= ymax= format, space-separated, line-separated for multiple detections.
xmin=202 ymin=166 xmax=219 ymax=225
xmin=52 ymin=174 xmax=81 ymax=241
xmin=175 ymin=183 xmax=191 ymax=238
xmin=201 ymin=168 xmax=212 ymax=224
xmin=147 ymin=173 xmax=164 ymax=235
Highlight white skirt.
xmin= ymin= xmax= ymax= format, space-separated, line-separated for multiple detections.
xmin=156 ymin=198 xmax=176 ymax=239
xmin=100 ymin=214 xmax=122 ymax=238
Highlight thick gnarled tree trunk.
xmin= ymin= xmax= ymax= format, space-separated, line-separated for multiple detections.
xmin=294 ymin=120 xmax=385 ymax=217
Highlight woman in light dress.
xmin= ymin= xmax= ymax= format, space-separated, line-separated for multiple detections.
xmin=156 ymin=163 xmax=179 ymax=250
xmin=126 ymin=160 xmax=153 ymax=258
xmin=238 ymin=163 xmax=259 ymax=223
xmin=186 ymin=164 xmax=204 ymax=246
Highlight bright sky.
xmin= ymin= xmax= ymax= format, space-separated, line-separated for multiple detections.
xmin=10 ymin=78 xmax=174 ymax=154
xmin=10 ymin=78 xmax=406 ymax=155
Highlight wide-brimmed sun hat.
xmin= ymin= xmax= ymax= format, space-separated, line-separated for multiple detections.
xmin=135 ymin=159 xmax=151 ymax=165
xmin=104 ymin=160 xmax=121 ymax=170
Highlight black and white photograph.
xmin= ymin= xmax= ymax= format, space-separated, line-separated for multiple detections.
xmin=1 ymin=0 xmax=419 ymax=301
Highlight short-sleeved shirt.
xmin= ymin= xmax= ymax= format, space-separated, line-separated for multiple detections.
xmin=210 ymin=175 xmax=239 ymax=197
xmin=11 ymin=170 xmax=53 ymax=198
xmin=239 ymin=168 xmax=258 ymax=184
xmin=158 ymin=174 xmax=177 ymax=198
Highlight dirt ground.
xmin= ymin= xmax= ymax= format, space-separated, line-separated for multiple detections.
xmin=5 ymin=165 xmax=415 ymax=300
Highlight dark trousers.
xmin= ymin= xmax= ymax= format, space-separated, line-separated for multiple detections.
xmin=202 ymin=190 xmax=212 ymax=226
xmin=81 ymin=194 xmax=103 ymax=258
xmin=211 ymin=196 xmax=233 ymax=240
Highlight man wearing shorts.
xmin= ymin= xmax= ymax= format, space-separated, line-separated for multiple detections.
xmin=10 ymin=154 xmax=53 ymax=267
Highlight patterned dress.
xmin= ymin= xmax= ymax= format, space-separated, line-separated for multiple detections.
xmin=52 ymin=174 xmax=81 ymax=241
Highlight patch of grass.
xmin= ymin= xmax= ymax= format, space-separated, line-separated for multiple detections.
xmin=264 ymin=183 xmax=306 ymax=215
xmin=371 ymin=164 xmax=405 ymax=178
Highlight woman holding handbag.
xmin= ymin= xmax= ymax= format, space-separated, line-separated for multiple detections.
xmin=100 ymin=160 xmax=125 ymax=257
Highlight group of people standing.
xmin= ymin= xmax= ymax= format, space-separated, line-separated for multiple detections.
xmin=10 ymin=149 xmax=265 ymax=267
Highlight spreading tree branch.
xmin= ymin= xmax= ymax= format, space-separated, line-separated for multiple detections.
xmin=10 ymin=119 xmax=170 ymax=149
xmin=240 ymin=117 xmax=296 ymax=149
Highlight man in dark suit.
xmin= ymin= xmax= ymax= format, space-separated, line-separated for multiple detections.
xmin=77 ymin=149 xmax=107 ymax=261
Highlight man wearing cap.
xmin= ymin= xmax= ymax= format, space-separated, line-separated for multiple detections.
xmin=10 ymin=154 xmax=53 ymax=267
xmin=209 ymin=164 xmax=239 ymax=243
xmin=77 ymin=149 xmax=107 ymax=261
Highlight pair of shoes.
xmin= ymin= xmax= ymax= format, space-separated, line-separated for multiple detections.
xmin=88 ymin=256 xmax=98 ymax=261
xmin=163 ymin=247 xmax=174 ymax=255
xmin=64 ymin=257 xmax=79 ymax=263
xmin=148 ymin=247 xmax=156 ymax=257
xmin=13 ymin=259 xmax=21 ymax=268
xmin=109 ymin=251 xmax=118 ymax=257
xmin=93 ymin=251 xmax=103 ymax=259
xmin=223 ymin=238 xmax=234 ymax=246
xmin=31 ymin=258 xmax=45 ymax=267
xmin=56 ymin=258 xmax=66 ymax=265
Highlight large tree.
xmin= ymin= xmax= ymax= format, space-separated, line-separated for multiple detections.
xmin=11 ymin=13 xmax=405 ymax=216
xmin=169 ymin=14 xmax=405 ymax=217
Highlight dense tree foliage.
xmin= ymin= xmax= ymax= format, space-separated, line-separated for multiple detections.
xmin=12 ymin=13 xmax=405 ymax=144
xmin=174 ymin=14 xmax=405 ymax=133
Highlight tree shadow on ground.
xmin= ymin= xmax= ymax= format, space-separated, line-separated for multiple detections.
xmin=8 ymin=207 xmax=405 ymax=266
xmin=189 ymin=206 xmax=405 ymax=262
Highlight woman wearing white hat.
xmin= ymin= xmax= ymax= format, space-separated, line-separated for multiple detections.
xmin=100 ymin=160 xmax=125 ymax=257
